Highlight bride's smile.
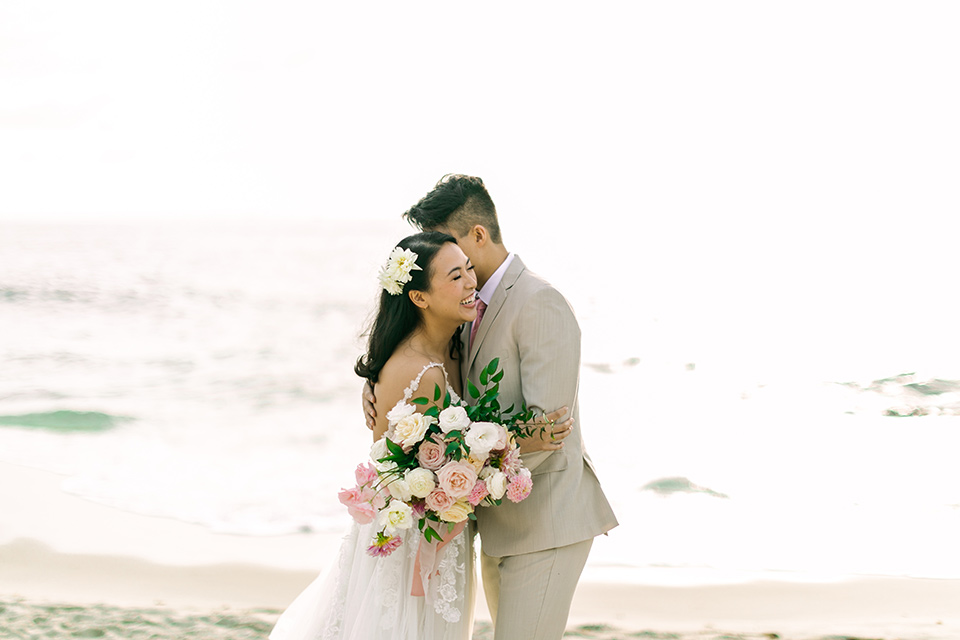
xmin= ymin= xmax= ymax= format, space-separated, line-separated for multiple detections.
xmin=414 ymin=242 xmax=478 ymax=327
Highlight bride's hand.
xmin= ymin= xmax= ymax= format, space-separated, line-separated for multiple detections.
xmin=517 ymin=407 xmax=573 ymax=454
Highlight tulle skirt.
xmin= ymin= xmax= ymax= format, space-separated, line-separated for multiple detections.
xmin=270 ymin=521 xmax=476 ymax=640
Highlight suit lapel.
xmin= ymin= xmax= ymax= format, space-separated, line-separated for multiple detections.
xmin=466 ymin=256 xmax=526 ymax=373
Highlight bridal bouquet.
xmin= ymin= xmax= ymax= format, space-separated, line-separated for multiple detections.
xmin=339 ymin=358 xmax=536 ymax=557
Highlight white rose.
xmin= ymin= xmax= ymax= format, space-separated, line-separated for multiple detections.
xmin=478 ymin=465 xmax=497 ymax=481
xmin=387 ymin=475 xmax=413 ymax=502
xmin=391 ymin=413 xmax=436 ymax=451
xmin=386 ymin=401 xmax=416 ymax=426
xmin=464 ymin=421 xmax=500 ymax=458
xmin=486 ymin=471 xmax=508 ymax=500
xmin=370 ymin=438 xmax=389 ymax=464
xmin=438 ymin=406 xmax=470 ymax=433
xmin=377 ymin=500 xmax=414 ymax=535
xmin=406 ymin=467 xmax=436 ymax=499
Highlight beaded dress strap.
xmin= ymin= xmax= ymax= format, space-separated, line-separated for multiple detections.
xmin=402 ymin=362 xmax=449 ymax=402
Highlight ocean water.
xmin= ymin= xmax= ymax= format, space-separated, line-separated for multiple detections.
xmin=2 ymin=221 xmax=959 ymax=583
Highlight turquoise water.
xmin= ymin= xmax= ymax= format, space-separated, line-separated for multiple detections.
xmin=0 ymin=410 xmax=130 ymax=431
xmin=2 ymin=221 xmax=959 ymax=581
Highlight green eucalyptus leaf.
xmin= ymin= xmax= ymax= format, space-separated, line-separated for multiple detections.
xmin=385 ymin=438 xmax=403 ymax=455
xmin=411 ymin=396 xmax=429 ymax=405
xmin=434 ymin=383 xmax=442 ymax=402
xmin=467 ymin=379 xmax=480 ymax=399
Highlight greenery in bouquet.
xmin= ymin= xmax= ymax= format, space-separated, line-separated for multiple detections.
xmin=339 ymin=358 xmax=538 ymax=557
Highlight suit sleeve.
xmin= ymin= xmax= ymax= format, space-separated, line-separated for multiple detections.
xmin=514 ymin=285 xmax=581 ymax=416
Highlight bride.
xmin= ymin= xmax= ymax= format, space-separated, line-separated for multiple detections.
xmin=270 ymin=231 xmax=569 ymax=640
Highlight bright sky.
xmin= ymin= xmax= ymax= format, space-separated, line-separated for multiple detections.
xmin=2 ymin=2 xmax=959 ymax=372
xmin=3 ymin=1 xmax=957 ymax=225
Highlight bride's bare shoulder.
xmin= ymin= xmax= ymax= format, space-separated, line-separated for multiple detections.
xmin=376 ymin=354 xmax=446 ymax=406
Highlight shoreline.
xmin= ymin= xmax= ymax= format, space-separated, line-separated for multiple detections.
xmin=3 ymin=461 xmax=960 ymax=639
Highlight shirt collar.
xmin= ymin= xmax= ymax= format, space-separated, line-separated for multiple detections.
xmin=478 ymin=253 xmax=515 ymax=305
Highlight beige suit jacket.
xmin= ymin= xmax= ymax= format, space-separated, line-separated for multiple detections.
xmin=461 ymin=256 xmax=618 ymax=557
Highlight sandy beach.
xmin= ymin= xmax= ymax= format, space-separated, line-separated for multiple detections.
xmin=3 ymin=461 xmax=960 ymax=640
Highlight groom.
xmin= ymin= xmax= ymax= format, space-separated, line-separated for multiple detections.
xmin=367 ymin=174 xmax=618 ymax=640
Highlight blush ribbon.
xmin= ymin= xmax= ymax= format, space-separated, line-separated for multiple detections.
xmin=411 ymin=521 xmax=466 ymax=597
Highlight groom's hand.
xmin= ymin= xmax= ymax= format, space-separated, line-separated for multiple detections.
xmin=362 ymin=380 xmax=377 ymax=430
xmin=517 ymin=407 xmax=573 ymax=453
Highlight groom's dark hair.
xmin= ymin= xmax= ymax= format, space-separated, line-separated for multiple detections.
xmin=403 ymin=174 xmax=503 ymax=244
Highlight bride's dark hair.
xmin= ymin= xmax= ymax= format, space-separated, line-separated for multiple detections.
xmin=355 ymin=231 xmax=461 ymax=384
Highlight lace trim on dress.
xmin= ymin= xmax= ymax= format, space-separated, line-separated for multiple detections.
xmin=320 ymin=526 xmax=356 ymax=640
xmin=429 ymin=527 xmax=467 ymax=623
xmin=375 ymin=528 xmax=411 ymax=630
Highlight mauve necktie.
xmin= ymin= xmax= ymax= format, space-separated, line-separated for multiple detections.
xmin=469 ymin=298 xmax=487 ymax=350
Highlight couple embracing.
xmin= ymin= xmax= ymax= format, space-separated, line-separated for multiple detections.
xmin=271 ymin=175 xmax=618 ymax=640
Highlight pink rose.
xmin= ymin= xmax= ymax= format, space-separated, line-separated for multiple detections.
xmin=338 ymin=486 xmax=362 ymax=507
xmin=347 ymin=501 xmax=377 ymax=524
xmin=364 ymin=486 xmax=387 ymax=510
xmin=467 ymin=479 xmax=489 ymax=506
xmin=416 ymin=436 xmax=447 ymax=471
xmin=436 ymin=460 xmax=479 ymax=499
xmin=338 ymin=486 xmax=378 ymax=524
xmin=355 ymin=462 xmax=378 ymax=486
xmin=424 ymin=488 xmax=455 ymax=513
xmin=506 ymin=474 xmax=533 ymax=503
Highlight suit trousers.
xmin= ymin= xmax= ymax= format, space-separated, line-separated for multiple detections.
xmin=481 ymin=537 xmax=593 ymax=640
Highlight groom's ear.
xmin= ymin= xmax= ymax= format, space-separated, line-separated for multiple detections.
xmin=468 ymin=224 xmax=488 ymax=247
xmin=408 ymin=289 xmax=428 ymax=309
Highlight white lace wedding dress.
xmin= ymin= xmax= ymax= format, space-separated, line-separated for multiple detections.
xmin=270 ymin=363 xmax=476 ymax=640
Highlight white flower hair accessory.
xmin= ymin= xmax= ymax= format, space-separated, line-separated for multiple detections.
xmin=379 ymin=246 xmax=422 ymax=295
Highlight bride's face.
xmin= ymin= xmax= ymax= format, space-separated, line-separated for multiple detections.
xmin=421 ymin=242 xmax=478 ymax=325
